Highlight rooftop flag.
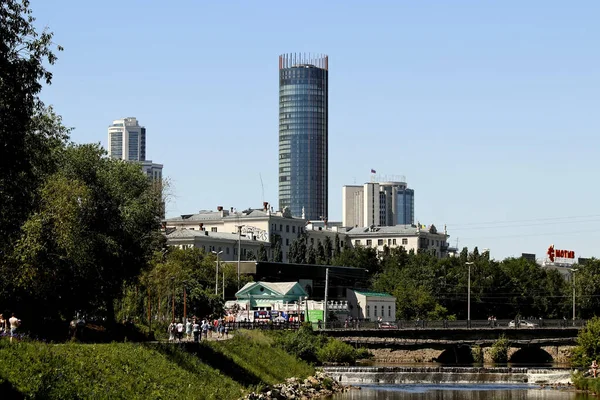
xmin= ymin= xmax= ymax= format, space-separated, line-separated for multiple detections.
xmin=371 ymin=169 xmax=376 ymax=174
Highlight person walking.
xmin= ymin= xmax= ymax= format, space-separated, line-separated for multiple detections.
xmin=185 ymin=319 xmax=192 ymax=342
xmin=192 ymin=319 xmax=200 ymax=343
xmin=168 ymin=321 xmax=176 ymax=342
xmin=9 ymin=313 xmax=21 ymax=343
xmin=176 ymin=320 xmax=184 ymax=342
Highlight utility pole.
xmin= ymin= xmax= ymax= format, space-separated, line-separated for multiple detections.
xmin=324 ymin=268 xmax=329 ymax=329
xmin=236 ymin=225 xmax=244 ymax=290
xmin=147 ymin=287 xmax=151 ymax=332
xmin=572 ymin=268 xmax=579 ymax=322
xmin=212 ymin=250 xmax=223 ymax=295
xmin=222 ymin=270 xmax=225 ymax=300
xmin=183 ymin=287 xmax=187 ymax=321
xmin=466 ymin=262 xmax=474 ymax=328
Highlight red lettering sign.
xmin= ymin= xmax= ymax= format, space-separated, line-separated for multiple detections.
xmin=547 ymin=245 xmax=575 ymax=262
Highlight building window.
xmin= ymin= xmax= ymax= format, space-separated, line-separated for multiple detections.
xmin=355 ymin=240 xmax=361 ymax=245
xmin=226 ymin=247 xmax=230 ymax=254
xmin=366 ymin=239 xmax=372 ymax=246
xmin=211 ymin=227 xmax=217 ymax=232
xmin=189 ymin=228 xmax=194 ymax=230
xmin=286 ymin=225 xmax=290 ymax=233
xmin=292 ymin=226 xmax=296 ymax=233
xmin=202 ymin=245 xmax=206 ymax=251
xmin=378 ymin=239 xmax=384 ymax=246
xmin=374 ymin=305 xmax=377 ymax=317
xmin=436 ymin=240 xmax=439 ymax=246
xmin=280 ymin=224 xmax=282 ymax=231
xmin=393 ymin=239 xmax=397 ymax=245
xmin=367 ymin=305 xmax=370 ymax=317
xmin=234 ymin=248 xmax=237 ymax=255
xmin=272 ymin=223 xmax=276 ymax=231
xmin=286 ymin=238 xmax=289 ymax=246
xmin=341 ymin=242 xmax=344 ymax=247
xmin=388 ymin=239 xmax=391 ymax=245
xmin=389 ymin=306 xmax=391 ymax=317
xmin=402 ymin=238 xmax=408 ymax=245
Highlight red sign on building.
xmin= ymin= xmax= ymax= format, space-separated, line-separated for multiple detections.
xmin=547 ymin=244 xmax=575 ymax=263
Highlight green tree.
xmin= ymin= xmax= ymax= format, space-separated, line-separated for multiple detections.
xmin=333 ymin=234 xmax=341 ymax=258
xmin=572 ymin=316 xmax=600 ymax=368
xmin=0 ymin=0 xmax=68 ymax=254
xmin=257 ymin=244 xmax=268 ymax=262
xmin=14 ymin=144 xmax=164 ymax=322
xmin=306 ymin=245 xmax=317 ymax=265
xmin=316 ymin=241 xmax=326 ymax=265
xmin=245 ymin=250 xmax=256 ymax=261
xmin=289 ymin=236 xmax=307 ymax=264
xmin=323 ymin=236 xmax=333 ymax=264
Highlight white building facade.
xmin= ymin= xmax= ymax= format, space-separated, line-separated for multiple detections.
xmin=164 ymin=203 xmax=307 ymax=263
xmin=343 ymin=180 xmax=414 ymax=228
xmin=347 ymin=289 xmax=396 ymax=322
xmin=108 ymin=117 xmax=146 ymax=161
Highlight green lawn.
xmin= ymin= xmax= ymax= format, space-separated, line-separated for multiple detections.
xmin=0 ymin=331 xmax=314 ymax=399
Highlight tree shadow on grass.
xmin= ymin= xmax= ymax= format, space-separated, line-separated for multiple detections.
xmin=146 ymin=342 xmax=264 ymax=387
xmin=0 ymin=379 xmax=25 ymax=399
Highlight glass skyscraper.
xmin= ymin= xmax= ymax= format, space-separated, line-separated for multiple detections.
xmin=278 ymin=53 xmax=328 ymax=221
xmin=396 ymin=188 xmax=415 ymax=225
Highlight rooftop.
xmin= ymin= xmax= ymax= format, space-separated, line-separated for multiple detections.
xmin=346 ymin=224 xmax=447 ymax=236
xmin=353 ymin=290 xmax=394 ymax=298
xmin=165 ymin=229 xmax=270 ymax=243
xmin=165 ymin=207 xmax=305 ymax=223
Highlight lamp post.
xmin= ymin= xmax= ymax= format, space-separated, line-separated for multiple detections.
xmin=212 ymin=250 xmax=223 ymax=295
xmin=465 ymin=262 xmax=474 ymax=327
xmin=170 ymin=277 xmax=175 ymax=322
xmin=572 ymin=268 xmax=579 ymax=322
xmin=236 ymin=225 xmax=245 ymax=290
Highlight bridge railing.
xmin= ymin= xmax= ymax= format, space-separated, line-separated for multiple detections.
xmin=222 ymin=319 xmax=586 ymax=332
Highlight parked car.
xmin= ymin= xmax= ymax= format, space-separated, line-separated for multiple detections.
xmin=379 ymin=322 xmax=398 ymax=329
xmin=508 ymin=320 xmax=539 ymax=328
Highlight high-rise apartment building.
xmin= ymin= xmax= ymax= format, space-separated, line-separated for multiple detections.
xmin=278 ymin=53 xmax=328 ymax=221
xmin=342 ymin=179 xmax=414 ymax=228
xmin=108 ymin=117 xmax=146 ymax=161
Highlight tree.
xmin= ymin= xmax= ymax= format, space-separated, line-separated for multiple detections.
xmin=333 ymin=234 xmax=341 ymax=258
xmin=306 ymin=245 xmax=317 ymax=265
xmin=14 ymin=144 xmax=164 ymax=322
xmin=273 ymin=240 xmax=283 ymax=262
xmin=572 ymin=316 xmax=600 ymax=368
xmin=289 ymin=236 xmax=307 ymax=264
xmin=257 ymin=244 xmax=268 ymax=262
xmin=0 ymin=1 xmax=68 ymax=254
xmin=323 ymin=236 xmax=333 ymax=264
xmin=316 ymin=241 xmax=326 ymax=265
xmin=245 ymin=250 xmax=256 ymax=261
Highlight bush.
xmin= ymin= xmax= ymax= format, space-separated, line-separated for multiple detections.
xmin=490 ymin=335 xmax=510 ymax=363
xmin=317 ymin=339 xmax=357 ymax=364
xmin=471 ymin=345 xmax=484 ymax=364
xmin=572 ymin=317 xmax=600 ymax=368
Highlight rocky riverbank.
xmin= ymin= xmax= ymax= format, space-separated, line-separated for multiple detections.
xmin=241 ymin=370 xmax=355 ymax=400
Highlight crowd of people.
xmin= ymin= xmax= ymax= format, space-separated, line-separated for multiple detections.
xmin=167 ymin=318 xmax=229 ymax=342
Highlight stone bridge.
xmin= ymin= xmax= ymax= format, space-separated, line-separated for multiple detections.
xmin=322 ymin=327 xmax=578 ymax=364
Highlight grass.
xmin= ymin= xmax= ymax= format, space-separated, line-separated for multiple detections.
xmin=0 ymin=330 xmax=314 ymax=399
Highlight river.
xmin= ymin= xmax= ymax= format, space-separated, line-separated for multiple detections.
xmin=328 ymin=384 xmax=593 ymax=399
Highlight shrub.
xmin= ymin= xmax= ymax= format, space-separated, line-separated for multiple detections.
xmin=317 ymin=339 xmax=357 ymax=364
xmin=490 ymin=335 xmax=510 ymax=363
xmin=471 ymin=345 xmax=484 ymax=364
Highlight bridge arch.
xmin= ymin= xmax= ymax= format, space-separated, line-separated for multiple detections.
xmin=435 ymin=345 xmax=474 ymax=364
xmin=509 ymin=347 xmax=553 ymax=364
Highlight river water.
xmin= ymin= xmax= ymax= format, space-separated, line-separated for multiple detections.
xmin=329 ymin=384 xmax=593 ymax=399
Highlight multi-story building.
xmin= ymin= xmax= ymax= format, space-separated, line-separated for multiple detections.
xmin=278 ymin=53 xmax=328 ymax=221
xmin=108 ymin=117 xmax=146 ymax=161
xmin=343 ymin=224 xmax=449 ymax=258
xmin=164 ymin=202 xmax=306 ymax=263
xmin=108 ymin=117 xmax=163 ymax=182
xmin=343 ymin=178 xmax=414 ymax=228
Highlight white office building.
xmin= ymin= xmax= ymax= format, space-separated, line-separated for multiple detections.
xmin=108 ymin=117 xmax=146 ymax=161
xmin=343 ymin=178 xmax=414 ymax=228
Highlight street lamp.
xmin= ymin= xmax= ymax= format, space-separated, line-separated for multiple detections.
xmin=236 ymin=225 xmax=245 ymax=290
xmin=572 ymin=268 xmax=579 ymax=322
xmin=212 ymin=250 xmax=223 ymax=295
xmin=465 ymin=262 xmax=474 ymax=326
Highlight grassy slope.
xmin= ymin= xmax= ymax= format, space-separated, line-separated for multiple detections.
xmin=0 ymin=331 xmax=314 ymax=399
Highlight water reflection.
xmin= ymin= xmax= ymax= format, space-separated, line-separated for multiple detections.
xmin=329 ymin=385 xmax=594 ymax=400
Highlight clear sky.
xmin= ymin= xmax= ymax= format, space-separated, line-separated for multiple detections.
xmin=32 ymin=1 xmax=599 ymax=261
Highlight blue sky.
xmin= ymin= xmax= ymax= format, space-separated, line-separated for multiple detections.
xmin=32 ymin=1 xmax=599 ymax=260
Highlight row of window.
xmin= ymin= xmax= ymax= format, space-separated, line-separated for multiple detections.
xmin=355 ymin=238 xmax=409 ymax=246
xmin=366 ymin=305 xmax=392 ymax=318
